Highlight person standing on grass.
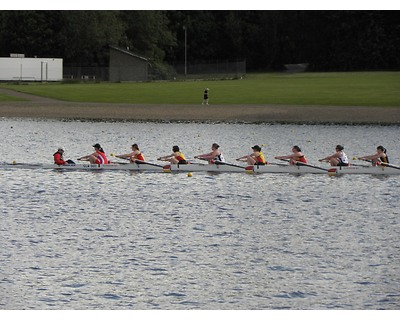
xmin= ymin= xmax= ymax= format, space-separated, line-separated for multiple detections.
xmin=202 ymin=88 xmax=209 ymax=105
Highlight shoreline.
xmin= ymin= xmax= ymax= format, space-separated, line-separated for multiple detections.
xmin=0 ymin=88 xmax=399 ymax=124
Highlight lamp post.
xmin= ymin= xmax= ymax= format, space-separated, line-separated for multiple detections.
xmin=183 ymin=26 xmax=187 ymax=76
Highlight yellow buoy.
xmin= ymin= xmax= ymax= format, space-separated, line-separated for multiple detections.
xmin=12 ymin=160 xmax=17 ymax=165
xmin=187 ymin=172 xmax=193 ymax=177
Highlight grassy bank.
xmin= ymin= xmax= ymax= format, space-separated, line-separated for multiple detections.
xmin=1 ymin=72 xmax=399 ymax=107
xmin=0 ymin=93 xmax=26 ymax=102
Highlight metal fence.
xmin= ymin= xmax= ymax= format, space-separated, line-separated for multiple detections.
xmin=63 ymin=66 xmax=109 ymax=81
xmin=173 ymin=59 xmax=246 ymax=80
xmin=63 ymin=59 xmax=246 ymax=82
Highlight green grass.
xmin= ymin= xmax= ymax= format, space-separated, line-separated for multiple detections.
xmin=0 ymin=93 xmax=27 ymax=102
xmin=1 ymin=72 xmax=399 ymax=107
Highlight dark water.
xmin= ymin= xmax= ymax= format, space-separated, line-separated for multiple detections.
xmin=1 ymin=119 xmax=399 ymax=309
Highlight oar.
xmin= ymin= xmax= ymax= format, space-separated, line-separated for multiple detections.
xmin=353 ymin=157 xmax=400 ymax=170
xmin=280 ymin=159 xmax=330 ymax=172
xmin=109 ymin=153 xmax=133 ymax=165
xmin=110 ymin=153 xmax=130 ymax=160
xmin=134 ymin=159 xmax=163 ymax=168
xmin=111 ymin=154 xmax=163 ymax=168
xmin=214 ymin=160 xmax=246 ymax=169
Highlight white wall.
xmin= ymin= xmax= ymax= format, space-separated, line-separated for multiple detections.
xmin=0 ymin=57 xmax=63 ymax=81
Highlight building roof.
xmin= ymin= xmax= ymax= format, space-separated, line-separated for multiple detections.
xmin=109 ymin=46 xmax=148 ymax=62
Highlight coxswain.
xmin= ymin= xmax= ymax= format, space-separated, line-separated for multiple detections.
xmin=53 ymin=148 xmax=67 ymax=165
xmin=115 ymin=144 xmax=145 ymax=163
xmin=275 ymin=145 xmax=307 ymax=165
xmin=236 ymin=145 xmax=266 ymax=165
xmin=194 ymin=143 xmax=225 ymax=164
xmin=78 ymin=143 xmax=108 ymax=164
xmin=358 ymin=145 xmax=389 ymax=166
xmin=319 ymin=145 xmax=349 ymax=166
xmin=53 ymin=148 xmax=75 ymax=165
xmin=158 ymin=145 xmax=188 ymax=164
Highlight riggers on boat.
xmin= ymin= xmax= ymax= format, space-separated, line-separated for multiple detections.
xmin=245 ymin=163 xmax=400 ymax=175
xmin=162 ymin=162 xmax=245 ymax=173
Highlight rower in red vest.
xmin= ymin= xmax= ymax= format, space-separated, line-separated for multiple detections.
xmin=115 ymin=143 xmax=145 ymax=163
xmin=53 ymin=148 xmax=67 ymax=165
xmin=275 ymin=145 xmax=307 ymax=165
xmin=78 ymin=143 xmax=109 ymax=164
xmin=53 ymin=148 xmax=75 ymax=165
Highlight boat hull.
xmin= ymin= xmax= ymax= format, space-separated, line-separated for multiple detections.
xmin=0 ymin=162 xmax=164 ymax=171
xmin=247 ymin=164 xmax=400 ymax=175
xmin=1 ymin=162 xmax=399 ymax=175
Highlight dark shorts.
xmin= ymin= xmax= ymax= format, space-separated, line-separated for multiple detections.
xmin=255 ymin=162 xmax=266 ymax=166
xmin=337 ymin=161 xmax=349 ymax=166
xmin=178 ymin=160 xmax=188 ymax=164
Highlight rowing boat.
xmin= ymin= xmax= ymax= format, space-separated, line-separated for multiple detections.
xmin=246 ymin=164 xmax=400 ymax=175
xmin=0 ymin=162 xmax=164 ymax=171
xmin=1 ymin=162 xmax=399 ymax=175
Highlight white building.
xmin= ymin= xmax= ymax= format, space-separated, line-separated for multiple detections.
xmin=0 ymin=54 xmax=63 ymax=81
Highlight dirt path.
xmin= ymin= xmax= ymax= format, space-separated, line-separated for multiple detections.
xmin=0 ymin=88 xmax=399 ymax=124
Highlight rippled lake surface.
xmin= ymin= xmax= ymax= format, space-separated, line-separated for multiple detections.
xmin=1 ymin=118 xmax=399 ymax=310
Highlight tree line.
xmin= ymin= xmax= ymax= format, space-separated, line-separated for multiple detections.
xmin=0 ymin=11 xmax=399 ymax=72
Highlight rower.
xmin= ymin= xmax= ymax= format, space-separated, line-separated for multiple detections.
xmin=275 ymin=145 xmax=307 ymax=165
xmin=115 ymin=143 xmax=145 ymax=163
xmin=319 ymin=145 xmax=349 ymax=166
xmin=78 ymin=143 xmax=109 ymax=164
xmin=194 ymin=143 xmax=225 ymax=164
xmin=158 ymin=145 xmax=188 ymax=164
xmin=358 ymin=145 xmax=389 ymax=166
xmin=236 ymin=145 xmax=266 ymax=165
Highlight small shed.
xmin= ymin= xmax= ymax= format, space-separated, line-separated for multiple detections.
xmin=0 ymin=54 xmax=63 ymax=81
xmin=109 ymin=46 xmax=149 ymax=82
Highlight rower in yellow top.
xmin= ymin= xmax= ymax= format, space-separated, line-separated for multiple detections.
xmin=358 ymin=145 xmax=389 ymax=166
xmin=115 ymin=144 xmax=145 ymax=163
xmin=236 ymin=145 xmax=266 ymax=165
xmin=275 ymin=145 xmax=307 ymax=165
xmin=158 ymin=145 xmax=188 ymax=164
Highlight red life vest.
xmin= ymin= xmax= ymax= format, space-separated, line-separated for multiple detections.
xmin=96 ymin=151 xmax=108 ymax=164
xmin=131 ymin=152 xmax=145 ymax=162
xmin=296 ymin=155 xmax=307 ymax=163
xmin=53 ymin=152 xmax=66 ymax=165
